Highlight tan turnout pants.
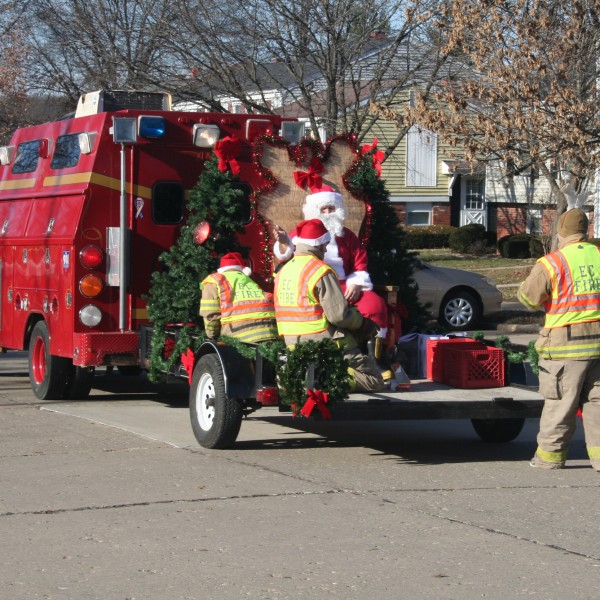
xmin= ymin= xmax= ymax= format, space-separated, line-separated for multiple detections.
xmin=537 ymin=357 xmax=600 ymax=469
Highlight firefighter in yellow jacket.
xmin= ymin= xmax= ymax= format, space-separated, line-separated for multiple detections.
xmin=274 ymin=218 xmax=384 ymax=393
xmin=200 ymin=252 xmax=278 ymax=343
xmin=518 ymin=207 xmax=600 ymax=469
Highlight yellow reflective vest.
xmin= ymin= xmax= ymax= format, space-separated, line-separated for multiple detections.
xmin=537 ymin=242 xmax=600 ymax=329
xmin=200 ymin=270 xmax=277 ymax=343
xmin=274 ymin=255 xmax=333 ymax=337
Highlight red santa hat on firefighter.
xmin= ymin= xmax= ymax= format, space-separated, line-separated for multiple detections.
xmin=217 ymin=252 xmax=252 ymax=276
xmin=291 ymin=219 xmax=331 ymax=247
xmin=303 ymin=184 xmax=345 ymax=218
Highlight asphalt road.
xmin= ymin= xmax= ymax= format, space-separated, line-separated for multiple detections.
xmin=1 ymin=351 xmax=599 ymax=600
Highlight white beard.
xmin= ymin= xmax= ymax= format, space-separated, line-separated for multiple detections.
xmin=302 ymin=204 xmax=346 ymax=238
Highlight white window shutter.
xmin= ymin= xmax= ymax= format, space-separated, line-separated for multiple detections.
xmin=406 ymin=125 xmax=437 ymax=187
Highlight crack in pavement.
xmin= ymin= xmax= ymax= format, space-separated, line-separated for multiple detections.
xmin=2 ymin=484 xmax=600 ymax=563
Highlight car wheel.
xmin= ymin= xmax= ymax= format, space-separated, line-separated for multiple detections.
xmin=189 ymin=354 xmax=243 ymax=449
xmin=440 ymin=290 xmax=481 ymax=331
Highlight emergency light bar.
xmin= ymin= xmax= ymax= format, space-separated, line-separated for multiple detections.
xmin=0 ymin=145 xmax=16 ymax=165
xmin=111 ymin=116 xmax=166 ymax=143
xmin=246 ymin=119 xmax=272 ymax=141
xmin=193 ymin=124 xmax=220 ymax=148
xmin=139 ymin=116 xmax=166 ymax=139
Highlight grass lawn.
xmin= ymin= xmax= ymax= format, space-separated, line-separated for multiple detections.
xmin=414 ymin=248 xmax=544 ymax=326
xmin=416 ymin=248 xmax=536 ymax=302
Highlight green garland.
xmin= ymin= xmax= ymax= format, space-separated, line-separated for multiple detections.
xmin=277 ymin=339 xmax=350 ymax=414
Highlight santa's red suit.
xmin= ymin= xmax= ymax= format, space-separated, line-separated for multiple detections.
xmin=274 ymin=187 xmax=388 ymax=333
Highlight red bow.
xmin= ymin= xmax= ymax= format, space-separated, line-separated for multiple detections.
xmin=181 ymin=348 xmax=195 ymax=385
xmin=299 ymin=389 xmax=332 ymax=420
xmin=361 ymin=137 xmax=385 ymax=177
xmin=214 ymin=136 xmax=241 ymax=176
xmin=294 ymin=156 xmax=324 ymax=190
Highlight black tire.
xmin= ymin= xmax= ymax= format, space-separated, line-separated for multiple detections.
xmin=440 ymin=290 xmax=481 ymax=331
xmin=471 ymin=418 xmax=525 ymax=443
xmin=189 ymin=354 xmax=243 ymax=449
xmin=28 ymin=321 xmax=71 ymax=400
xmin=63 ymin=365 xmax=95 ymax=399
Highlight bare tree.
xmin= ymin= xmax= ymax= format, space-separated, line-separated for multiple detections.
xmin=379 ymin=0 xmax=600 ymax=225
xmin=23 ymin=0 xmax=178 ymax=105
xmin=168 ymin=0 xmax=449 ymax=144
xmin=0 ymin=3 xmax=30 ymax=142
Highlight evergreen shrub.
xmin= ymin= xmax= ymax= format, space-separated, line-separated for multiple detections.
xmin=403 ymin=225 xmax=456 ymax=249
xmin=498 ymin=233 xmax=542 ymax=258
xmin=448 ymin=224 xmax=491 ymax=255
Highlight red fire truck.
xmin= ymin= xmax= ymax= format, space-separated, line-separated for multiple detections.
xmin=0 ymin=89 xmax=543 ymax=449
xmin=0 ymin=90 xmax=302 ymax=401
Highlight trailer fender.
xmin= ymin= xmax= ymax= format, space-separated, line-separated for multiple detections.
xmin=195 ymin=341 xmax=256 ymax=399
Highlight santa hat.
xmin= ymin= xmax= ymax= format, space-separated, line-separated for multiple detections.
xmin=217 ymin=252 xmax=252 ymax=276
xmin=292 ymin=219 xmax=331 ymax=247
xmin=305 ymin=184 xmax=343 ymax=211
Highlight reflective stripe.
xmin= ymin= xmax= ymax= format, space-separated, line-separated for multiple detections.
xmin=274 ymin=255 xmax=332 ymax=336
xmin=200 ymin=271 xmax=277 ymax=340
xmin=536 ymin=447 xmax=567 ymax=463
xmin=538 ymin=244 xmax=600 ymax=328
xmin=537 ymin=340 xmax=600 ymax=360
xmin=587 ymin=446 xmax=600 ymax=459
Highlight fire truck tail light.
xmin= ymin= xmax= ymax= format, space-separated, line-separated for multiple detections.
xmin=139 ymin=116 xmax=166 ymax=139
xmin=78 ymin=132 xmax=97 ymax=154
xmin=79 ymin=274 xmax=103 ymax=298
xmin=192 ymin=124 xmax=220 ymax=148
xmin=79 ymin=304 xmax=102 ymax=327
xmin=79 ymin=245 xmax=103 ymax=269
xmin=0 ymin=145 xmax=16 ymax=165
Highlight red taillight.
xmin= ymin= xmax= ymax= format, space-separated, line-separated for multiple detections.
xmin=193 ymin=221 xmax=211 ymax=245
xmin=79 ymin=274 xmax=103 ymax=298
xmin=79 ymin=245 xmax=103 ymax=269
xmin=256 ymin=387 xmax=279 ymax=406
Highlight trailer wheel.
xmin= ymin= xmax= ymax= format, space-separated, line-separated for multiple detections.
xmin=117 ymin=366 xmax=142 ymax=376
xmin=189 ymin=354 xmax=242 ymax=449
xmin=63 ymin=365 xmax=95 ymax=399
xmin=28 ymin=321 xmax=71 ymax=400
xmin=471 ymin=417 xmax=525 ymax=442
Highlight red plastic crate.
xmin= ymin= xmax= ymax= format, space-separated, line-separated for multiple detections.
xmin=427 ymin=338 xmax=486 ymax=381
xmin=442 ymin=346 xmax=505 ymax=389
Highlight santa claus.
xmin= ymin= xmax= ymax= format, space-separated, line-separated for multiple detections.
xmin=273 ymin=185 xmax=388 ymax=336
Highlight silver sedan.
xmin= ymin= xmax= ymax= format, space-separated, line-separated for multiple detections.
xmin=412 ymin=260 xmax=503 ymax=331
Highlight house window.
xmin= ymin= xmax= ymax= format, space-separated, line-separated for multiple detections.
xmin=465 ymin=177 xmax=485 ymax=210
xmin=406 ymin=125 xmax=437 ymax=187
xmin=527 ymin=208 xmax=542 ymax=235
xmin=406 ymin=202 xmax=431 ymax=226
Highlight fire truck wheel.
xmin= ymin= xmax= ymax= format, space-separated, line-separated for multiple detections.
xmin=189 ymin=354 xmax=242 ymax=449
xmin=28 ymin=321 xmax=71 ymax=400
xmin=471 ymin=417 xmax=525 ymax=443
xmin=63 ymin=365 xmax=95 ymax=400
